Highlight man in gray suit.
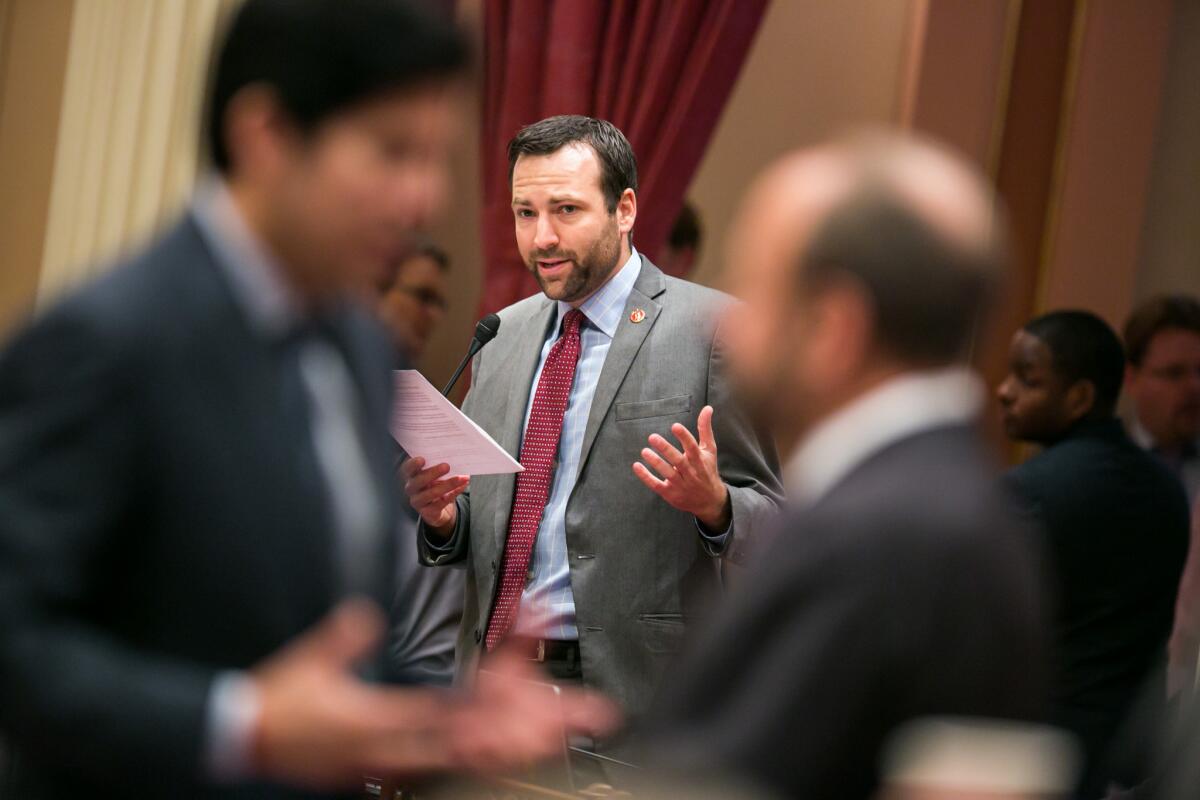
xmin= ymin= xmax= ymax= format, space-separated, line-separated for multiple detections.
xmin=644 ymin=133 xmax=1050 ymax=798
xmin=402 ymin=116 xmax=781 ymax=721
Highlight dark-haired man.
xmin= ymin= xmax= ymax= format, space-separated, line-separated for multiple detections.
xmin=402 ymin=115 xmax=782 ymax=730
xmin=0 ymin=3 xmax=612 ymax=798
xmin=644 ymin=134 xmax=1048 ymax=799
xmin=998 ymin=310 xmax=1189 ymax=797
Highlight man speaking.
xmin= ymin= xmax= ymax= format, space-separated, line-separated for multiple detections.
xmin=403 ymin=116 xmax=781 ymax=723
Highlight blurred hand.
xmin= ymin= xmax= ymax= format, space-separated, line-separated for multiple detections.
xmin=446 ymin=648 xmax=621 ymax=775
xmin=250 ymin=599 xmax=455 ymax=788
xmin=249 ymin=600 xmax=620 ymax=789
xmin=401 ymin=456 xmax=468 ymax=536
xmin=633 ymin=405 xmax=731 ymax=531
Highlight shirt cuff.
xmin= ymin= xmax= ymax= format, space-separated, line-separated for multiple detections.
xmin=694 ymin=516 xmax=731 ymax=547
xmin=420 ymin=520 xmax=457 ymax=553
xmin=204 ymin=670 xmax=261 ymax=782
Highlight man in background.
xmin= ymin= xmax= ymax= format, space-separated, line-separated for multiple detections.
xmin=1123 ymin=295 xmax=1200 ymax=697
xmin=0 ymin=2 xmax=611 ymax=797
xmin=646 ymin=133 xmax=1048 ymax=799
xmin=371 ymin=239 xmax=464 ymax=686
xmin=998 ymin=310 xmax=1188 ymax=797
xmin=657 ymin=202 xmax=702 ymax=277
xmin=376 ymin=239 xmax=450 ymax=364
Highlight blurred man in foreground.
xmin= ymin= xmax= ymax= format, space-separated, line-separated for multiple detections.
xmin=998 ymin=310 xmax=1188 ymax=797
xmin=0 ymin=2 xmax=612 ymax=798
xmin=644 ymin=133 xmax=1049 ymax=799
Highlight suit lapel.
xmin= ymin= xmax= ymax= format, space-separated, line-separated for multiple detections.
xmin=576 ymin=256 xmax=667 ymax=477
xmin=492 ymin=298 xmax=558 ymax=538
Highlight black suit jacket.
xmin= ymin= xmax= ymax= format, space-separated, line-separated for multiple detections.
xmin=0 ymin=215 xmax=398 ymax=799
xmin=1005 ymin=418 xmax=1189 ymax=795
xmin=644 ymin=425 xmax=1048 ymax=800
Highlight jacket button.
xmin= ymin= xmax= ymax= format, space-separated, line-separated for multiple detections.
xmin=491 ymin=559 xmax=497 ymax=573
xmin=474 ymin=629 xmax=482 ymax=643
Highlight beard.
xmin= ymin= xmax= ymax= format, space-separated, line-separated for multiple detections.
xmin=527 ymin=220 xmax=623 ymax=304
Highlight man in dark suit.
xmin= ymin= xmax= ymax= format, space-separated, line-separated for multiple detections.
xmin=642 ymin=134 xmax=1050 ymax=799
xmin=0 ymin=2 xmax=612 ymax=798
xmin=998 ymin=310 xmax=1189 ymax=797
xmin=402 ymin=116 xmax=782 ymax=727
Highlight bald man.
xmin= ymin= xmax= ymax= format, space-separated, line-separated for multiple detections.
xmin=643 ymin=134 xmax=1049 ymax=799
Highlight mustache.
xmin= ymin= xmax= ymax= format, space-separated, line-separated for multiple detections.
xmin=530 ymin=249 xmax=579 ymax=262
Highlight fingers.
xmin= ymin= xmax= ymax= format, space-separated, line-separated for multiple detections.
xmin=648 ymin=433 xmax=684 ymax=467
xmin=403 ymin=459 xmax=451 ymax=495
xmin=632 ymin=462 xmax=669 ymax=496
xmin=639 ymin=447 xmax=675 ymax=480
xmin=298 ymin=598 xmax=385 ymax=671
xmin=671 ymin=422 xmax=702 ymax=462
xmin=697 ymin=405 xmax=717 ymax=450
xmin=409 ymin=475 xmax=469 ymax=510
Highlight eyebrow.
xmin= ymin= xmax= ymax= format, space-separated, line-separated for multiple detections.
xmin=510 ymin=194 xmax=587 ymax=207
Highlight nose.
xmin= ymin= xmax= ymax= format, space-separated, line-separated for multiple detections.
xmin=996 ymin=378 xmax=1014 ymax=407
xmin=533 ymin=214 xmax=559 ymax=252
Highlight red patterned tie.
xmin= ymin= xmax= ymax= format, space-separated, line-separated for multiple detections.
xmin=485 ymin=309 xmax=585 ymax=650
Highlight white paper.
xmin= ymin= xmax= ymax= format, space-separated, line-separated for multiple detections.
xmin=390 ymin=370 xmax=523 ymax=476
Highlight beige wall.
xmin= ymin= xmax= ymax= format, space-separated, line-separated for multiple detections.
xmin=1136 ymin=0 xmax=1200 ymax=303
xmin=0 ymin=0 xmax=73 ymax=337
xmin=687 ymin=0 xmax=914 ymax=289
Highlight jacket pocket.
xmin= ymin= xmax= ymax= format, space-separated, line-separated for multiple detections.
xmin=638 ymin=613 xmax=687 ymax=654
xmin=616 ymin=394 xmax=692 ymax=421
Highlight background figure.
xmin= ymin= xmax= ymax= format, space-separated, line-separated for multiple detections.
xmin=404 ymin=115 xmax=782 ymax=746
xmin=372 ymin=239 xmax=464 ymax=686
xmin=998 ymin=310 xmax=1189 ymax=798
xmin=0 ymin=2 xmax=612 ymax=797
xmin=1123 ymin=295 xmax=1200 ymax=697
xmin=644 ymin=132 xmax=1049 ymax=799
xmin=375 ymin=239 xmax=450 ymax=364
xmin=656 ymin=202 xmax=703 ymax=278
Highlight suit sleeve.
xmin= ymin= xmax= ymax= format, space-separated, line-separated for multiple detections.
xmin=703 ymin=317 xmax=784 ymax=563
xmin=0 ymin=307 xmax=216 ymax=782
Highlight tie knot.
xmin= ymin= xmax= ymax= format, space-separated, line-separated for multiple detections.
xmin=561 ymin=309 xmax=585 ymax=336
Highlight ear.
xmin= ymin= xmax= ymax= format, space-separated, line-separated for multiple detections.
xmin=616 ymin=188 xmax=637 ymax=237
xmin=1064 ymin=379 xmax=1097 ymax=422
xmin=805 ymin=281 xmax=873 ymax=387
xmin=222 ymin=84 xmax=293 ymax=181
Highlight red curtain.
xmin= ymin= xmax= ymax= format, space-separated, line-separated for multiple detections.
xmin=478 ymin=0 xmax=769 ymax=314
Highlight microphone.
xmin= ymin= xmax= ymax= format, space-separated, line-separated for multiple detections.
xmin=442 ymin=313 xmax=501 ymax=397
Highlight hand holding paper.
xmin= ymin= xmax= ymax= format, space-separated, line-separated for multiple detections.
xmin=392 ymin=370 xmax=522 ymax=535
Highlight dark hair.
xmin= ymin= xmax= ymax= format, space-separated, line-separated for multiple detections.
xmin=507 ymin=115 xmax=638 ymax=213
xmin=1024 ymin=310 xmax=1126 ymax=416
xmin=800 ymin=188 xmax=1004 ymax=365
xmin=668 ymin=202 xmax=702 ymax=251
xmin=205 ymin=0 xmax=467 ymax=174
xmin=407 ymin=238 xmax=450 ymax=273
xmin=1122 ymin=294 xmax=1200 ymax=366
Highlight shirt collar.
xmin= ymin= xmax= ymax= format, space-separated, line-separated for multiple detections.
xmin=191 ymin=179 xmax=305 ymax=338
xmin=1127 ymin=416 xmax=1200 ymax=458
xmin=784 ymin=366 xmax=986 ymax=508
xmin=554 ymin=248 xmax=641 ymax=338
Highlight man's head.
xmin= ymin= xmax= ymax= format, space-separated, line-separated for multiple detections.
xmin=205 ymin=0 xmax=467 ymax=303
xmin=1123 ymin=294 xmax=1200 ymax=449
xmin=723 ymin=132 xmax=1007 ymax=450
xmin=658 ymin=203 xmax=702 ymax=277
xmin=375 ymin=240 xmax=450 ymax=359
xmin=508 ymin=116 xmax=638 ymax=306
xmin=997 ymin=311 xmax=1125 ymax=444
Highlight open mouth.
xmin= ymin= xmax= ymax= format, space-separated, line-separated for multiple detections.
xmin=537 ymin=259 xmax=571 ymax=276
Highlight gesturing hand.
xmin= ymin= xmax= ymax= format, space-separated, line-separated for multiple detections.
xmin=632 ymin=405 xmax=731 ymax=531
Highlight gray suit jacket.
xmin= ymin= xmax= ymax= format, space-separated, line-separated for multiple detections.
xmin=419 ymin=257 xmax=782 ymax=717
